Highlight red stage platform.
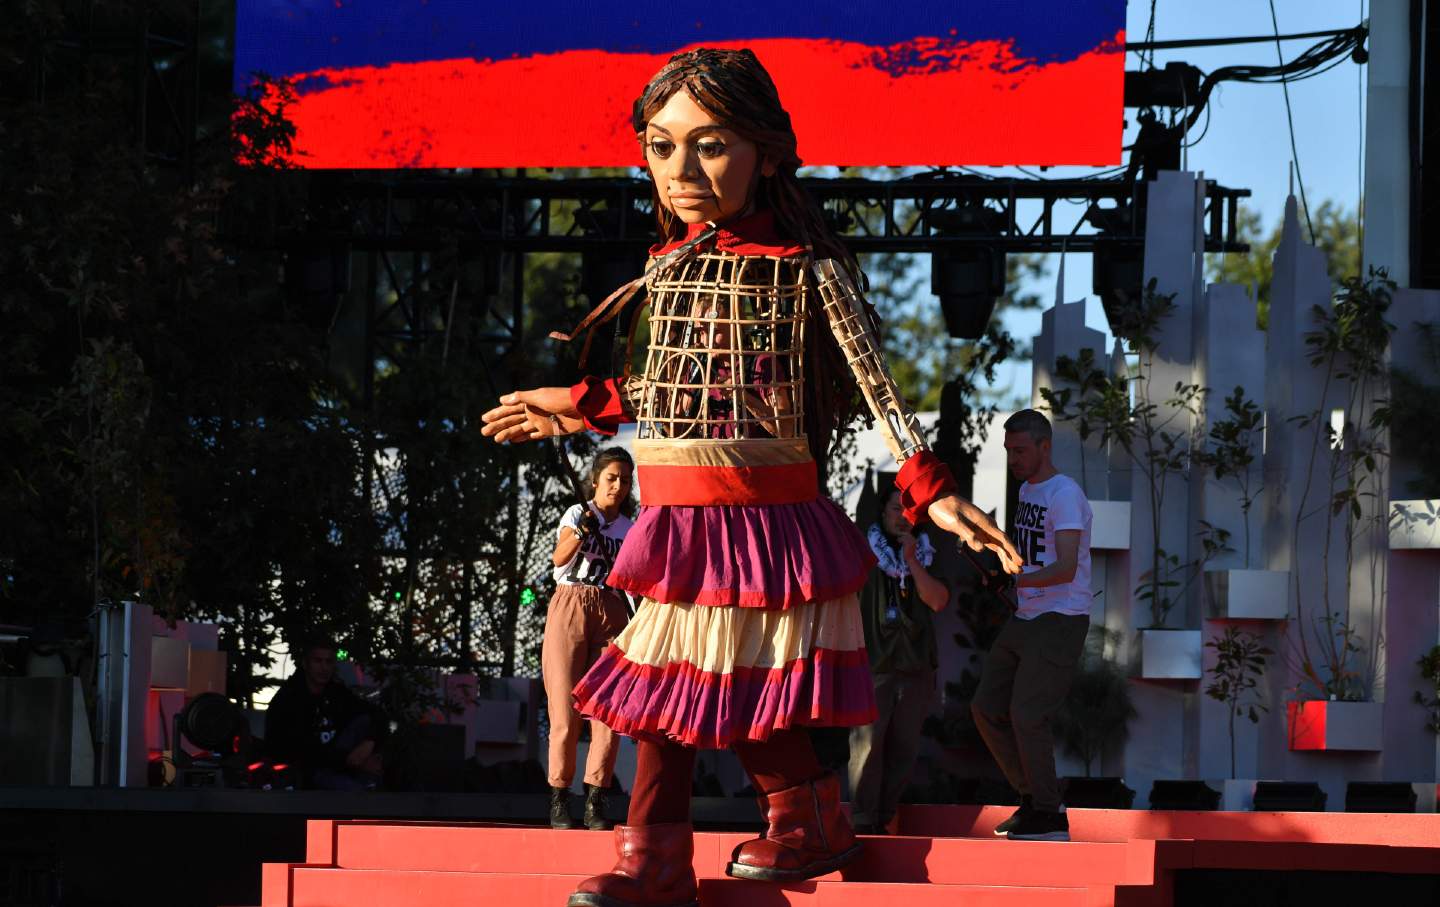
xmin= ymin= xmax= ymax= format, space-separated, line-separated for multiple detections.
xmin=257 ymin=805 xmax=1440 ymax=907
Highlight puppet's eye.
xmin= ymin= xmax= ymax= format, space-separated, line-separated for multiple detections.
xmin=696 ymin=141 xmax=726 ymax=159
xmin=647 ymin=140 xmax=675 ymax=159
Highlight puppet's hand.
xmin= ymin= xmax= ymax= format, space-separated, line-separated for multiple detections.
xmin=927 ymin=494 xmax=1024 ymax=575
xmin=480 ymin=387 xmax=584 ymax=443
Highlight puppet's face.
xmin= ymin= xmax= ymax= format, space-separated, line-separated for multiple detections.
xmin=643 ymin=90 xmax=776 ymax=226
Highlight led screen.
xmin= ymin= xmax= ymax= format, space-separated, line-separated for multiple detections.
xmin=235 ymin=1 xmax=1124 ymax=168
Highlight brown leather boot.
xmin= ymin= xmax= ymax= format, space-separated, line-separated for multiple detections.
xmin=567 ymin=823 xmax=699 ymax=907
xmin=726 ymin=772 xmax=863 ymax=882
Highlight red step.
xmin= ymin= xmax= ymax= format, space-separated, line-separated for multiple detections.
xmin=316 ymin=822 xmax=1158 ymax=889
xmin=898 ymin=804 xmax=1440 ymax=849
xmin=258 ymin=810 xmax=1440 ymax=907
xmin=281 ymin=867 xmax=1094 ymax=907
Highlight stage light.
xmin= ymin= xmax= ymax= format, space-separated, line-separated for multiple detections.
xmin=336 ymin=648 xmax=349 ymax=660
xmin=927 ymin=204 xmax=1006 ymax=340
xmin=1252 ymin=781 xmax=1327 ymax=812
xmin=930 ymin=247 xmax=1005 ymax=340
xmin=172 ymin=693 xmax=252 ymax=788
xmin=1344 ymin=782 xmax=1417 ymax=813
xmin=1147 ymin=780 xmax=1221 ymax=811
xmin=520 ymin=587 xmax=537 ymax=607
xmin=1090 ymin=238 xmax=1145 ymax=340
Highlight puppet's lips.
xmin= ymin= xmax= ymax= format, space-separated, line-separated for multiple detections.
xmin=670 ymin=193 xmax=713 ymax=208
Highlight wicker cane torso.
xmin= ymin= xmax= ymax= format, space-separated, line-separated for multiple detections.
xmin=631 ymin=247 xmax=816 ymax=505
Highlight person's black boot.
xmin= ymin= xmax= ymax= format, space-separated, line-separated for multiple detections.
xmin=551 ymin=786 xmax=581 ymax=829
xmin=584 ymin=783 xmax=614 ymax=831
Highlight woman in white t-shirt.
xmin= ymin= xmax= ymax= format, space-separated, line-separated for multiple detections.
xmin=543 ymin=447 xmax=635 ymax=831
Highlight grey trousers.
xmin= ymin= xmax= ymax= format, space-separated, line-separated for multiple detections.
xmin=847 ymin=669 xmax=935 ymax=827
xmin=971 ymin=612 xmax=1089 ymax=812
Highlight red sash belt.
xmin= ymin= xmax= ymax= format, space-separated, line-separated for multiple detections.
xmin=638 ymin=461 xmax=818 ymax=506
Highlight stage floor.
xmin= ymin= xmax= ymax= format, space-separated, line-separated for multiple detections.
xmin=263 ymin=806 xmax=1440 ymax=907
xmin=6 ymin=789 xmax=1439 ymax=906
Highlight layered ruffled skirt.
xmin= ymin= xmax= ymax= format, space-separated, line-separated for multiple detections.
xmin=572 ymin=498 xmax=880 ymax=749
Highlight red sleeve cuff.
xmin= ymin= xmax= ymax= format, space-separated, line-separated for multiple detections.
xmin=895 ymin=451 xmax=958 ymax=526
xmin=568 ymin=376 xmax=630 ymax=436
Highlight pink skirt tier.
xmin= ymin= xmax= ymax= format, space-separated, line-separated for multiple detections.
xmin=573 ymin=595 xmax=877 ymax=750
xmin=606 ymin=499 xmax=877 ymax=609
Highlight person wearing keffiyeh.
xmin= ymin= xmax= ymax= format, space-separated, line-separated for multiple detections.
xmin=848 ymin=477 xmax=951 ymax=834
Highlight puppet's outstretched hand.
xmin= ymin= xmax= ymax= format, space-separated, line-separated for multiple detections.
xmin=927 ymin=494 xmax=1024 ymax=575
xmin=480 ymin=387 xmax=584 ymax=443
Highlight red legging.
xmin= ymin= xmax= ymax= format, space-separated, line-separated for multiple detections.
xmin=628 ymin=729 xmax=824 ymax=826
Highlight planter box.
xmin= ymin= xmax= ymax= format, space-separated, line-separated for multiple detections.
xmin=1390 ymin=500 xmax=1440 ymax=549
xmin=1089 ymin=500 xmax=1131 ymax=550
xmin=1139 ymin=629 xmax=1203 ymax=680
xmin=1286 ymin=700 xmax=1384 ymax=751
xmin=1203 ymin=569 xmax=1289 ymax=620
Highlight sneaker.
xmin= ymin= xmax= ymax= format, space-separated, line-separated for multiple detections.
xmin=1006 ymin=809 xmax=1069 ymax=842
xmin=993 ymin=796 xmax=1034 ymax=836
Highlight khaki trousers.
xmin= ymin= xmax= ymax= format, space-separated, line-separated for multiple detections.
xmin=971 ymin=612 xmax=1089 ymax=812
xmin=542 ymin=584 xmax=629 ymax=789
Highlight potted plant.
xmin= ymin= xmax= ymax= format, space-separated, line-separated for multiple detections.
xmin=1197 ymin=388 xmax=1289 ymax=620
xmin=1283 ymin=270 xmax=1395 ymax=750
xmin=1043 ymin=282 xmax=1213 ymax=679
xmin=1204 ymin=626 xmax=1272 ymax=808
xmin=1053 ymin=630 xmax=1138 ymax=805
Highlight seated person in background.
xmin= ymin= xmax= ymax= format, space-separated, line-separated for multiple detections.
xmin=265 ymin=637 xmax=385 ymax=790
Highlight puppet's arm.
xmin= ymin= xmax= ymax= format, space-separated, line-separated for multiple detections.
xmin=568 ymin=374 xmax=645 ymax=436
xmin=812 ymin=259 xmax=927 ymax=462
xmin=812 ymin=258 xmax=1022 ymax=572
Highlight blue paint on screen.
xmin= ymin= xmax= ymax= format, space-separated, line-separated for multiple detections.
xmin=235 ymin=0 xmax=1123 ymax=90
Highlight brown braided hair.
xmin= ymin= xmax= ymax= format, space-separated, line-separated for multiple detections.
xmin=631 ymin=47 xmax=872 ymax=469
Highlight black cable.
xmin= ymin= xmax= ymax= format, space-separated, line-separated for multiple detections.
xmin=1182 ymin=97 xmax=1213 ymax=149
xmin=1268 ymin=0 xmax=1316 ymax=244
xmin=1126 ymin=25 xmax=1364 ymax=53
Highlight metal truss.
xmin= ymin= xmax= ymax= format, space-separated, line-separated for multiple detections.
xmin=309 ymin=171 xmax=1252 ymax=255
xmin=295 ymin=171 xmax=1254 ymax=675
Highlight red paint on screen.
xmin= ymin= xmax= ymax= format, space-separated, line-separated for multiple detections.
xmin=257 ymin=34 xmax=1123 ymax=168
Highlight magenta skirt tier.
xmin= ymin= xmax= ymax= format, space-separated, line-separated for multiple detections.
xmin=606 ymin=499 xmax=877 ymax=608
xmin=573 ymin=596 xmax=878 ymax=750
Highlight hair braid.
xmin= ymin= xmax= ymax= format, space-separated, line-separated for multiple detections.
xmin=632 ymin=48 xmax=875 ymax=468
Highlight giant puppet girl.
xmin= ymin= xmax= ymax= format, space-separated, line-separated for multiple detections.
xmin=482 ymin=48 xmax=1022 ymax=907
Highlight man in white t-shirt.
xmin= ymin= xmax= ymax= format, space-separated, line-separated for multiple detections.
xmin=972 ymin=409 xmax=1092 ymax=842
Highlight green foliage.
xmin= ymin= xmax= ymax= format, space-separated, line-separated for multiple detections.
xmin=1296 ymin=615 xmax=1366 ymax=702
xmin=922 ymin=564 xmax=1014 ymax=749
xmin=1051 ymin=630 xmax=1137 ymax=778
xmin=0 ymin=3 xmax=580 ymax=712
xmin=1206 ymin=201 xmax=1362 ymax=329
xmin=1195 ymin=388 xmax=1265 ymax=567
xmin=1289 ymin=268 xmax=1395 ymax=702
xmin=1135 ymin=523 xmax=1232 ymax=628
xmin=864 ymin=251 xmax=1044 ymax=412
xmin=1204 ymin=627 xmax=1273 ymax=778
xmin=1414 ymin=645 xmax=1440 ymax=735
xmin=1041 ymin=280 xmax=1209 ymax=627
